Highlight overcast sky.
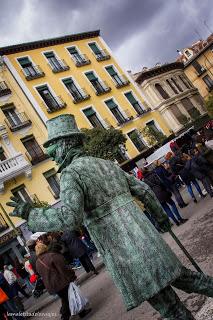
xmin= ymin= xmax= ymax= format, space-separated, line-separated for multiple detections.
xmin=0 ymin=0 xmax=212 ymax=72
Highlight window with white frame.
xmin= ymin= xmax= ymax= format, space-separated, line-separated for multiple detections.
xmin=105 ymin=99 xmax=126 ymax=125
xmin=36 ymin=84 xmax=66 ymax=112
xmin=62 ymin=77 xmax=89 ymax=103
xmin=17 ymin=57 xmax=44 ymax=80
xmin=124 ymin=92 xmax=144 ymax=115
xmin=88 ymin=42 xmax=110 ymax=61
xmin=44 ymin=51 xmax=69 ymax=72
xmin=127 ymin=130 xmax=146 ymax=152
xmin=67 ymin=46 xmax=90 ymax=66
xmin=11 ymin=184 xmax=33 ymax=203
xmin=105 ymin=66 xmax=129 ymax=88
xmin=83 ymin=107 xmax=104 ymax=128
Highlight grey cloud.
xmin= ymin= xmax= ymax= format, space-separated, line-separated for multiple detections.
xmin=0 ymin=0 xmax=212 ymax=71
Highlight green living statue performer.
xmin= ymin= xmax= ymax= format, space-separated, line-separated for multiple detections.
xmin=7 ymin=114 xmax=213 ymax=320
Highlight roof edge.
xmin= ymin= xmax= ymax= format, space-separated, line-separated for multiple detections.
xmin=0 ymin=30 xmax=100 ymax=55
xmin=135 ymin=62 xmax=184 ymax=84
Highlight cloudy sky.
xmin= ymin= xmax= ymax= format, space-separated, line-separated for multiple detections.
xmin=0 ymin=0 xmax=212 ymax=72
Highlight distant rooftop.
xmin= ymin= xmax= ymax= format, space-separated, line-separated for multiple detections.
xmin=0 ymin=30 xmax=100 ymax=55
xmin=134 ymin=61 xmax=184 ymax=84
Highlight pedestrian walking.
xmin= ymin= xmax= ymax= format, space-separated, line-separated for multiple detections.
xmin=8 ymin=114 xmax=213 ymax=320
xmin=35 ymin=242 xmax=91 ymax=320
xmin=143 ymin=169 xmax=187 ymax=226
xmin=61 ymin=230 xmax=99 ymax=275
xmin=154 ymin=160 xmax=187 ymax=208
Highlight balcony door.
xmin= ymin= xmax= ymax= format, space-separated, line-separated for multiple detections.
xmin=18 ymin=57 xmax=36 ymax=77
xmin=22 ymin=136 xmax=44 ymax=162
xmin=68 ymin=47 xmax=85 ymax=64
xmin=63 ymin=78 xmax=82 ymax=101
xmin=83 ymin=108 xmax=104 ymax=128
xmin=37 ymin=86 xmax=58 ymax=110
xmin=44 ymin=52 xmax=62 ymax=71
xmin=105 ymin=66 xmax=122 ymax=86
xmin=12 ymin=185 xmax=32 ymax=203
xmin=86 ymin=72 xmax=103 ymax=93
xmin=3 ymin=107 xmax=22 ymax=127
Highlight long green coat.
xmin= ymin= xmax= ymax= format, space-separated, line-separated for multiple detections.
xmin=28 ymin=154 xmax=182 ymax=310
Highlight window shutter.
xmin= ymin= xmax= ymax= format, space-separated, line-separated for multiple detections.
xmin=63 ymin=78 xmax=73 ymax=86
xmin=68 ymin=47 xmax=78 ymax=54
xmin=85 ymin=72 xmax=96 ymax=81
xmin=83 ymin=108 xmax=95 ymax=117
xmin=44 ymin=51 xmax=55 ymax=58
xmin=106 ymin=66 xmax=117 ymax=76
xmin=18 ymin=57 xmax=31 ymax=67
xmin=88 ymin=43 xmax=101 ymax=54
xmin=37 ymin=85 xmax=48 ymax=93
xmin=105 ymin=99 xmax=117 ymax=109
xmin=43 ymin=168 xmax=56 ymax=178
xmin=125 ymin=92 xmax=137 ymax=104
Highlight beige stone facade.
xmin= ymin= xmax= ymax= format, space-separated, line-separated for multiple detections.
xmin=132 ymin=62 xmax=207 ymax=133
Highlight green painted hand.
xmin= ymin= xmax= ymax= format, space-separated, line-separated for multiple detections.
xmin=6 ymin=196 xmax=32 ymax=220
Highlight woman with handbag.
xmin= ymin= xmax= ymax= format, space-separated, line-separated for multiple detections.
xmin=35 ymin=242 xmax=91 ymax=320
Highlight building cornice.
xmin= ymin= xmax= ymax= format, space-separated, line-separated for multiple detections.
xmin=135 ymin=62 xmax=184 ymax=84
xmin=0 ymin=30 xmax=100 ymax=55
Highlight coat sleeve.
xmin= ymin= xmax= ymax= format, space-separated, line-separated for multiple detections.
xmin=27 ymin=169 xmax=85 ymax=233
xmin=125 ymin=173 xmax=168 ymax=224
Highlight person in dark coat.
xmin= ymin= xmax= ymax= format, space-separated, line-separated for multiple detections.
xmin=143 ymin=169 xmax=187 ymax=226
xmin=183 ymin=153 xmax=213 ymax=198
xmin=154 ymin=161 xmax=187 ymax=208
xmin=179 ymin=163 xmax=206 ymax=203
xmin=61 ymin=230 xmax=98 ymax=275
xmin=35 ymin=243 xmax=91 ymax=320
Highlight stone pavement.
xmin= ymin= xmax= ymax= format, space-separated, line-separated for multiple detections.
xmin=24 ymin=188 xmax=213 ymax=319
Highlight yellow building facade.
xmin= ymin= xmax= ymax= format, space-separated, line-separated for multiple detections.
xmin=0 ymin=30 xmax=170 ymax=163
xmin=183 ymin=41 xmax=213 ymax=99
xmin=0 ymin=60 xmax=59 ymax=263
xmin=0 ymin=30 xmax=171 ymax=263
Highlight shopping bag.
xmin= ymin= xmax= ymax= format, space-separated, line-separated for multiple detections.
xmin=68 ymin=282 xmax=88 ymax=316
xmin=0 ymin=288 xmax=9 ymax=304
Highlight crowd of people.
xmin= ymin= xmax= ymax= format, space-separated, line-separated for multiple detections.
xmin=132 ymin=125 xmax=213 ymax=230
xmin=0 ymin=229 xmax=97 ymax=320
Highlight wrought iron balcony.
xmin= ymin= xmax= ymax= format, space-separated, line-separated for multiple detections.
xmin=42 ymin=95 xmax=67 ymax=113
xmin=71 ymin=53 xmax=91 ymax=67
xmin=22 ymin=65 xmax=45 ymax=80
xmin=103 ymin=118 xmax=114 ymax=128
xmin=134 ymin=107 xmax=152 ymax=118
xmin=4 ymin=112 xmax=32 ymax=132
xmin=116 ymin=110 xmax=134 ymax=127
xmin=0 ymin=81 xmax=11 ymax=97
xmin=48 ymin=59 xmax=70 ymax=73
xmin=25 ymin=146 xmax=49 ymax=165
xmin=0 ymin=214 xmax=9 ymax=233
xmin=0 ymin=153 xmax=32 ymax=193
xmin=94 ymin=49 xmax=111 ymax=61
xmin=91 ymin=80 xmax=111 ymax=96
xmin=71 ymin=88 xmax=90 ymax=104
xmin=113 ymin=75 xmax=130 ymax=88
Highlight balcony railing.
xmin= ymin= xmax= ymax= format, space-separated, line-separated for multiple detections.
xmin=116 ymin=109 xmax=134 ymax=127
xmin=21 ymin=65 xmax=45 ymax=80
xmin=25 ymin=146 xmax=49 ymax=165
xmin=91 ymin=80 xmax=111 ymax=95
xmin=48 ymin=59 xmax=70 ymax=73
xmin=0 ymin=81 xmax=11 ymax=97
xmin=103 ymin=118 xmax=114 ymax=128
xmin=71 ymin=88 xmax=90 ymax=104
xmin=42 ymin=95 xmax=67 ymax=113
xmin=0 ymin=153 xmax=32 ymax=193
xmin=134 ymin=107 xmax=152 ymax=118
xmin=0 ymin=214 xmax=9 ymax=233
xmin=113 ymin=75 xmax=130 ymax=88
xmin=71 ymin=53 xmax=91 ymax=67
xmin=4 ymin=112 xmax=32 ymax=132
xmin=94 ymin=49 xmax=111 ymax=61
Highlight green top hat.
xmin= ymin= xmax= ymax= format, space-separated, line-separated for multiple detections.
xmin=43 ymin=114 xmax=84 ymax=147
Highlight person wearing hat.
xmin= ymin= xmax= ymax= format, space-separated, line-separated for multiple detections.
xmin=7 ymin=114 xmax=213 ymax=320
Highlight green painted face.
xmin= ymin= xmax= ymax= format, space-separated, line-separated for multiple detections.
xmin=46 ymin=144 xmax=57 ymax=160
